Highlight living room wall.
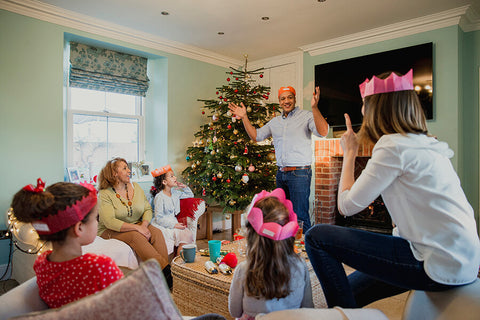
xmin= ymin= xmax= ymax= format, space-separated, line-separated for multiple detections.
xmin=303 ymin=25 xmax=480 ymax=231
xmin=0 ymin=9 xmax=227 ymax=266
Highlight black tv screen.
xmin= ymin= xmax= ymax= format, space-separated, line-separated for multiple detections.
xmin=315 ymin=43 xmax=433 ymax=130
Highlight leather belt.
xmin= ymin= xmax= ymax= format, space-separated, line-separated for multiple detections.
xmin=278 ymin=166 xmax=311 ymax=172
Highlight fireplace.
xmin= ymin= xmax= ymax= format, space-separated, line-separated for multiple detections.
xmin=313 ymin=139 xmax=392 ymax=234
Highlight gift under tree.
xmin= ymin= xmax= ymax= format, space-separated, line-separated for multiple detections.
xmin=183 ymin=57 xmax=278 ymax=211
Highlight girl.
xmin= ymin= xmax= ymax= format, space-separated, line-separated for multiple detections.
xmin=228 ymin=188 xmax=313 ymax=319
xmin=150 ymin=165 xmax=195 ymax=255
xmin=10 ymin=179 xmax=123 ymax=308
xmin=305 ymin=69 xmax=480 ymax=308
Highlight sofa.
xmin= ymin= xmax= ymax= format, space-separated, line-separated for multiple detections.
xmin=2 ymin=258 xmax=479 ymax=320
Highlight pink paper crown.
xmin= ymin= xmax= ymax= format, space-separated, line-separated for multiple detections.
xmin=31 ymin=183 xmax=97 ymax=235
xmin=359 ymin=69 xmax=414 ymax=98
xmin=246 ymin=188 xmax=298 ymax=241
xmin=151 ymin=164 xmax=172 ymax=178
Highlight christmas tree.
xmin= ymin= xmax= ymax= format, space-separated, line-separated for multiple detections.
xmin=182 ymin=57 xmax=278 ymax=212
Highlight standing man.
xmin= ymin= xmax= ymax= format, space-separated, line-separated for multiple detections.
xmin=229 ymin=86 xmax=329 ymax=231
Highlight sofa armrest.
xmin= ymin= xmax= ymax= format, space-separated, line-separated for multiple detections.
xmin=0 ymin=277 xmax=47 ymax=320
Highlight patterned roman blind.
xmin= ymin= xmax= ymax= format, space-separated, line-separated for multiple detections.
xmin=69 ymin=42 xmax=149 ymax=97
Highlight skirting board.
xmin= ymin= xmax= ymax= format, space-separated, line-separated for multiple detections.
xmin=0 ymin=263 xmax=12 ymax=280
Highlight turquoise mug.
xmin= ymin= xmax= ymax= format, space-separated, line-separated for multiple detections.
xmin=180 ymin=244 xmax=196 ymax=263
xmin=208 ymin=240 xmax=222 ymax=262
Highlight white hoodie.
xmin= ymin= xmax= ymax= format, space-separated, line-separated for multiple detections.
xmin=339 ymin=133 xmax=480 ymax=285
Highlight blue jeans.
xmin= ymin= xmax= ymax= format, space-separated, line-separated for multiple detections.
xmin=276 ymin=168 xmax=312 ymax=231
xmin=305 ymin=224 xmax=458 ymax=308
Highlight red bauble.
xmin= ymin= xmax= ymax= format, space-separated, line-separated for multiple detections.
xmin=202 ymin=111 xmax=205 ymax=114
xmin=216 ymin=91 xmax=219 ymax=95
xmin=234 ymin=141 xmax=237 ymax=145
xmin=227 ymin=125 xmax=232 ymax=129
xmin=226 ymin=179 xmax=231 ymax=183
xmin=212 ymin=176 xmax=217 ymax=181
xmin=234 ymin=89 xmax=238 ymax=93
xmin=224 ymin=98 xmax=227 ymax=102
xmin=230 ymin=71 xmax=233 ymax=75
xmin=235 ymin=77 xmax=238 ymax=80
xmin=253 ymin=91 xmax=257 ymax=94
xmin=227 ymin=78 xmax=231 ymax=81
xmin=221 ymin=252 xmax=238 ymax=268
xmin=219 ymin=96 xmax=223 ymax=99
xmin=260 ymin=74 xmax=263 ymax=78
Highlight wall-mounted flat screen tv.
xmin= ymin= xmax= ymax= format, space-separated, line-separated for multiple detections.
xmin=315 ymin=42 xmax=433 ymax=131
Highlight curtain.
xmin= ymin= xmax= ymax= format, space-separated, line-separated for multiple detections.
xmin=69 ymin=42 xmax=149 ymax=97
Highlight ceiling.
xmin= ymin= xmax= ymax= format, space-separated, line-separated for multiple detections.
xmin=6 ymin=0 xmax=480 ymax=62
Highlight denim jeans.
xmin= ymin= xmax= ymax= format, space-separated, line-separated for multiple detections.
xmin=305 ymin=224 xmax=457 ymax=308
xmin=276 ymin=168 xmax=312 ymax=231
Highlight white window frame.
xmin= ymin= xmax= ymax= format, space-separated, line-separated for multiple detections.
xmin=66 ymin=87 xmax=146 ymax=179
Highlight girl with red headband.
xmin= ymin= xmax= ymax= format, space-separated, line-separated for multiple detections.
xmin=10 ymin=180 xmax=123 ymax=308
xmin=228 ymin=189 xmax=313 ymax=319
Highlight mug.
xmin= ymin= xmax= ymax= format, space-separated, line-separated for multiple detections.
xmin=180 ymin=244 xmax=196 ymax=263
xmin=208 ymin=240 xmax=222 ymax=262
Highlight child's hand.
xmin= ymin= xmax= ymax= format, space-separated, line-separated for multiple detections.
xmin=176 ymin=182 xmax=187 ymax=188
xmin=174 ymin=223 xmax=186 ymax=230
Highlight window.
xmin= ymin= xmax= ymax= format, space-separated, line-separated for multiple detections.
xmin=67 ymin=87 xmax=145 ymax=179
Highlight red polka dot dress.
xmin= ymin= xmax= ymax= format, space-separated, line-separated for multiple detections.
xmin=34 ymin=251 xmax=124 ymax=308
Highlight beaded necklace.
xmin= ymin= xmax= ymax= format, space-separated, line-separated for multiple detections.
xmin=112 ymin=183 xmax=133 ymax=217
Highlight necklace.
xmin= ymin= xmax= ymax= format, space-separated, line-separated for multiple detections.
xmin=112 ymin=183 xmax=133 ymax=217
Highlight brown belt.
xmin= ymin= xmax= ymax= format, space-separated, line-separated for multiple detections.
xmin=278 ymin=166 xmax=311 ymax=172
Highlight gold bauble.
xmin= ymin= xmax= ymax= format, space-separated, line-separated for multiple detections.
xmin=267 ymin=153 xmax=275 ymax=161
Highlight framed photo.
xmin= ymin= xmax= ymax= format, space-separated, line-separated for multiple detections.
xmin=77 ymin=167 xmax=90 ymax=183
xmin=67 ymin=167 xmax=80 ymax=183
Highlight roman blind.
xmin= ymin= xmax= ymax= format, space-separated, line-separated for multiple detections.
xmin=69 ymin=42 xmax=149 ymax=97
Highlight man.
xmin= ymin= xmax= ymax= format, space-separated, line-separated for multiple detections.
xmin=228 ymin=86 xmax=329 ymax=231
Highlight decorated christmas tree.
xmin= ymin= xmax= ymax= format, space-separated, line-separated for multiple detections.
xmin=182 ymin=57 xmax=278 ymax=212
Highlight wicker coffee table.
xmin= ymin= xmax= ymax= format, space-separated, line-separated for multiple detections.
xmin=171 ymin=242 xmax=336 ymax=319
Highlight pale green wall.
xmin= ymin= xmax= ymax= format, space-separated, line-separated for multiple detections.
xmin=303 ymin=26 xmax=480 ymax=230
xmin=0 ymin=9 xmax=227 ymax=264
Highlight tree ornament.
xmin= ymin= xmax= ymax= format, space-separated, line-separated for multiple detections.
xmin=229 ymin=199 xmax=236 ymax=206
xmin=192 ymin=164 xmax=197 ymax=169
xmin=226 ymin=110 xmax=232 ymax=117
xmin=211 ymin=150 xmax=216 ymax=155
xmin=212 ymin=176 xmax=217 ymax=181
xmin=242 ymin=174 xmax=249 ymax=183
xmin=216 ymin=91 xmax=219 ymax=95
xmin=227 ymin=124 xmax=232 ymax=129
xmin=235 ymin=165 xmax=242 ymax=172
xmin=202 ymin=188 xmax=206 ymax=196
xmin=234 ymin=89 xmax=238 ymax=93
xmin=260 ymin=74 xmax=264 ymax=78
xmin=213 ymin=136 xmax=217 ymax=143
xmin=196 ymin=160 xmax=201 ymax=165
xmin=267 ymin=152 xmax=275 ymax=161
xmin=212 ymin=114 xmax=218 ymax=121
xmin=202 ymin=111 xmax=205 ymax=114
xmin=227 ymin=78 xmax=231 ymax=81
xmin=217 ymin=172 xmax=223 ymax=179
xmin=248 ymin=165 xmax=255 ymax=172
xmin=226 ymin=179 xmax=231 ymax=183
xmin=230 ymin=155 xmax=237 ymax=159
xmin=247 ymin=107 xmax=252 ymax=112
xmin=244 ymin=146 xmax=248 ymax=154
xmin=186 ymin=155 xmax=191 ymax=161
xmin=231 ymin=117 xmax=236 ymax=123
xmin=233 ymin=129 xmax=238 ymax=135
xmin=230 ymin=71 xmax=233 ymax=75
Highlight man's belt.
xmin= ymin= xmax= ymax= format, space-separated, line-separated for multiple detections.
xmin=278 ymin=166 xmax=311 ymax=172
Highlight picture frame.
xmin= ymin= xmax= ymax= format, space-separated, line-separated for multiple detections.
xmin=67 ymin=167 xmax=80 ymax=183
xmin=77 ymin=167 xmax=90 ymax=183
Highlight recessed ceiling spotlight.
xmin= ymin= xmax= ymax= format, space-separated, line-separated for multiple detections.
xmin=161 ymin=11 xmax=169 ymax=15
xmin=261 ymin=16 xmax=269 ymax=21
xmin=317 ymin=0 xmax=326 ymax=2
xmin=218 ymin=32 xmax=225 ymax=35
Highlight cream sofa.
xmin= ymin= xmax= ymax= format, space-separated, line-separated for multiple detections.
xmin=2 ymin=260 xmax=479 ymax=320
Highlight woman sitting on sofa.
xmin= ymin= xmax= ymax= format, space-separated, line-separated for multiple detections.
xmin=97 ymin=157 xmax=172 ymax=288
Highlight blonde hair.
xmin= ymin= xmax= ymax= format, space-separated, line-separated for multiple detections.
xmin=245 ymin=197 xmax=299 ymax=299
xmin=98 ymin=157 xmax=127 ymax=190
xmin=357 ymin=71 xmax=428 ymax=145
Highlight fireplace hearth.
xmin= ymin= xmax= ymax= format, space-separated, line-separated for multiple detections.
xmin=313 ymin=139 xmax=392 ymax=234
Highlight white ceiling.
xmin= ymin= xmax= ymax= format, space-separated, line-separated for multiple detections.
xmin=4 ymin=0 xmax=480 ymax=63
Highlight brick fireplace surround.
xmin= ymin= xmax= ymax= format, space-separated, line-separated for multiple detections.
xmin=313 ymin=139 xmax=374 ymax=225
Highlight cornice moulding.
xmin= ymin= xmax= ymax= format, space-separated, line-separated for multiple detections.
xmin=300 ymin=6 xmax=472 ymax=56
xmin=0 ymin=0 xmax=242 ymax=68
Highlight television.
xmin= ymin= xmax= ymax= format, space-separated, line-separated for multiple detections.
xmin=315 ymin=43 xmax=433 ymax=131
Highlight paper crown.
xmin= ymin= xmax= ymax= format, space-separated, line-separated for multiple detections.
xmin=359 ymin=69 xmax=414 ymax=98
xmin=151 ymin=164 xmax=172 ymax=178
xmin=246 ymin=188 xmax=298 ymax=241
xmin=31 ymin=182 xmax=97 ymax=235
xmin=278 ymin=86 xmax=296 ymax=98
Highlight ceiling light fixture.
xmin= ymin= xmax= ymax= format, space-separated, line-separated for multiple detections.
xmin=261 ymin=17 xmax=269 ymax=21
xmin=317 ymin=0 xmax=326 ymax=2
xmin=161 ymin=11 xmax=169 ymax=15
xmin=218 ymin=32 xmax=225 ymax=35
